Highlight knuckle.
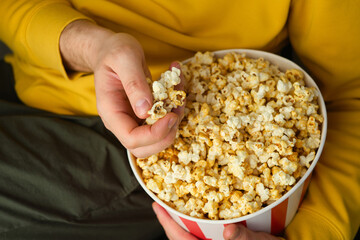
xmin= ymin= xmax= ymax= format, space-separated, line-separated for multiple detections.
xmin=151 ymin=127 xmax=168 ymax=142
xmin=110 ymin=44 xmax=141 ymax=62
xmin=97 ymin=112 xmax=111 ymax=130
xmin=119 ymin=44 xmax=137 ymax=55
xmin=102 ymin=121 xmax=111 ymax=131
xmin=132 ymin=151 xmax=150 ymax=159
xmin=150 ymin=134 xmax=162 ymax=143
xmin=242 ymin=230 xmax=251 ymax=240
xmin=123 ymin=79 xmax=143 ymax=95
xmin=163 ymin=132 xmax=177 ymax=147
xmin=107 ymin=47 xmax=126 ymax=63
xmin=123 ymin=139 xmax=138 ymax=150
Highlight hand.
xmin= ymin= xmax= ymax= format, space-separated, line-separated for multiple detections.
xmin=152 ymin=202 xmax=198 ymax=240
xmin=93 ymin=36 xmax=184 ymax=157
xmin=60 ymin=20 xmax=184 ymax=157
xmin=152 ymin=202 xmax=279 ymax=240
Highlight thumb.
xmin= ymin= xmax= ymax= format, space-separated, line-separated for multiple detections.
xmin=112 ymin=53 xmax=153 ymax=119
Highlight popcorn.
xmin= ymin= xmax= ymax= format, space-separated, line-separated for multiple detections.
xmin=279 ymin=157 xmax=298 ymax=175
xmin=146 ymin=67 xmax=186 ymax=124
xmin=147 ymin=102 xmax=167 ymax=124
xmin=137 ymin=52 xmax=323 ymax=220
xmin=277 ymin=79 xmax=293 ymax=94
xmin=146 ymin=178 xmax=161 ymax=193
xmin=256 ymin=183 xmax=270 ymax=202
xmin=203 ymin=176 xmax=218 ymax=187
xmin=272 ymin=167 xmax=296 ymax=186
xmin=300 ymin=151 xmax=316 ymax=168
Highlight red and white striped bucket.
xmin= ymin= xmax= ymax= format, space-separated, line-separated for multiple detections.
xmin=128 ymin=49 xmax=327 ymax=240
xmin=166 ymin=172 xmax=312 ymax=239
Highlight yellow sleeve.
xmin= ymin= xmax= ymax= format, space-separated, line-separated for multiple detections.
xmin=286 ymin=0 xmax=360 ymax=239
xmin=0 ymin=0 xmax=92 ymax=78
xmin=0 ymin=0 xmax=98 ymax=115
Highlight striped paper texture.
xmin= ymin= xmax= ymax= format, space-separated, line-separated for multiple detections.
xmin=168 ymin=173 xmax=312 ymax=240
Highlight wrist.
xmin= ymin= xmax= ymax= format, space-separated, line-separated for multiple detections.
xmin=60 ymin=19 xmax=114 ymax=72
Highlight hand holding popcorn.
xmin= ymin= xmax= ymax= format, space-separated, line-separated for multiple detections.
xmin=59 ymin=20 xmax=184 ymax=158
xmin=146 ymin=66 xmax=186 ymax=124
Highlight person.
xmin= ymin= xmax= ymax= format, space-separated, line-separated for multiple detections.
xmin=0 ymin=0 xmax=359 ymax=239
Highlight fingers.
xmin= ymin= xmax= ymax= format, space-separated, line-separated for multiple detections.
xmin=108 ymin=60 xmax=185 ymax=155
xmin=109 ymin=43 xmax=153 ymax=119
xmin=97 ymin=88 xmax=179 ymax=154
xmin=96 ymin=68 xmax=181 ymax=156
xmin=95 ymin=37 xmax=186 ymax=157
xmin=152 ymin=202 xmax=198 ymax=240
xmin=129 ymin=117 xmax=179 ymax=158
xmin=223 ymin=224 xmax=247 ymax=240
xmin=223 ymin=224 xmax=278 ymax=240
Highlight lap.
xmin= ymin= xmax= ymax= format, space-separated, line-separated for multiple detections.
xmin=0 ymin=61 xmax=165 ymax=239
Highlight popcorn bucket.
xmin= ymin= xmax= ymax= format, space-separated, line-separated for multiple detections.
xmin=127 ymin=49 xmax=327 ymax=240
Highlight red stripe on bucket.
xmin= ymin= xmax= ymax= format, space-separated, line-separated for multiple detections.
xmin=271 ymin=198 xmax=288 ymax=234
xmin=298 ymin=173 xmax=312 ymax=208
xmin=180 ymin=217 xmax=211 ymax=240
xmin=239 ymin=220 xmax=247 ymax=227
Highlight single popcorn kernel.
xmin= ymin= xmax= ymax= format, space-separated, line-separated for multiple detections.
xmin=137 ymin=51 xmax=323 ymax=220
xmin=147 ymin=102 xmax=167 ymax=125
xmin=146 ymin=67 xmax=186 ymax=124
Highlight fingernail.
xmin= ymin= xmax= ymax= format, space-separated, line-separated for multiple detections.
xmin=168 ymin=116 xmax=178 ymax=129
xmin=136 ymin=99 xmax=151 ymax=116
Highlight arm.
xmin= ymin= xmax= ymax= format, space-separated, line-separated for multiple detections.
xmin=0 ymin=0 xmax=183 ymax=157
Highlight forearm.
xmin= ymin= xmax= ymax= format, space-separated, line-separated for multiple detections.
xmin=59 ymin=19 xmax=114 ymax=72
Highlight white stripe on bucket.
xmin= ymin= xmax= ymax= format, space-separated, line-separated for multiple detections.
xmin=198 ymin=221 xmax=225 ymax=240
xmin=285 ymin=182 xmax=303 ymax=227
xmin=168 ymin=211 xmax=188 ymax=230
xmin=246 ymin=207 xmax=272 ymax=233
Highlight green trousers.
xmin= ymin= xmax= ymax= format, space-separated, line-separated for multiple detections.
xmin=0 ymin=60 xmax=166 ymax=240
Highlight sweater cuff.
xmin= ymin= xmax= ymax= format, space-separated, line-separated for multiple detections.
xmin=26 ymin=1 xmax=93 ymax=79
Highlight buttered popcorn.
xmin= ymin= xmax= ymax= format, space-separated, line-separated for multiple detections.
xmin=137 ymin=52 xmax=323 ymax=220
xmin=146 ymin=67 xmax=186 ymax=124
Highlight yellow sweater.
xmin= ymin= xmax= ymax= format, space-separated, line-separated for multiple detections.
xmin=0 ymin=0 xmax=359 ymax=239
